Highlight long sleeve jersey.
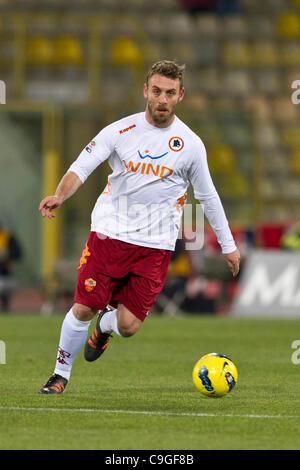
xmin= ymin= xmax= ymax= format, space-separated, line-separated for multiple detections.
xmin=68 ymin=112 xmax=236 ymax=253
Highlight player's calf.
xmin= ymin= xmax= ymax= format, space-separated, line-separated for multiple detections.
xmin=116 ymin=304 xmax=142 ymax=337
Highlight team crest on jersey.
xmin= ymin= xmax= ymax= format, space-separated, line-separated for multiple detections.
xmin=169 ymin=136 xmax=184 ymax=152
xmin=84 ymin=278 xmax=97 ymax=292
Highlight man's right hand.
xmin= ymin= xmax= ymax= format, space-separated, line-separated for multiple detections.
xmin=39 ymin=195 xmax=63 ymax=219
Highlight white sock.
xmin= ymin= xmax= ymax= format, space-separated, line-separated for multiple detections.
xmin=100 ymin=308 xmax=121 ymax=336
xmin=54 ymin=308 xmax=91 ymax=380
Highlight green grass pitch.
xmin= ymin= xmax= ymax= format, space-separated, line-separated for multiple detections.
xmin=0 ymin=313 xmax=300 ymax=450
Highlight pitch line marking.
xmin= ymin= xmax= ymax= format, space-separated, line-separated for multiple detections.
xmin=0 ymin=406 xmax=296 ymax=420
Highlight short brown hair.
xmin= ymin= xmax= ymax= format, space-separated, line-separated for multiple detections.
xmin=146 ymin=60 xmax=185 ymax=89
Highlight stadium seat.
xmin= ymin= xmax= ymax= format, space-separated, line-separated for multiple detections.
xmin=222 ymin=172 xmax=249 ymax=197
xmin=193 ymin=41 xmax=219 ymax=65
xmin=255 ymin=70 xmax=281 ymax=95
xmin=208 ymin=145 xmax=235 ymax=173
xmin=53 ymin=35 xmax=83 ymax=66
xmin=284 ymin=177 xmax=300 ymax=198
xmin=240 ymin=0 xmax=267 ymax=13
xmin=242 ymin=96 xmax=271 ymax=120
xmin=195 ymin=14 xmax=220 ymax=37
xmin=221 ymin=118 xmax=252 ymax=148
xmin=291 ymin=148 xmax=300 ymax=172
xmin=222 ymin=15 xmax=250 ymax=38
xmin=110 ymin=36 xmax=142 ymax=66
xmin=167 ymin=41 xmax=196 ymax=64
xmin=249 ymin=16 xmax=275 ymax=38
xmin=263 ymin=149 xmax=288 ymax=173
xmin=222 ymin=69 xmax=253 ymax=96
xmin=222 ymin=41 xmax=252 ymax=67
xmin=261 ymin=177 xmax=277 ymax=199
xmin=291 ymin=0 xmax=300 ymax=9
xmin=191 ymin=67 xmax=221 ymax=94
xmin=272 ymin=96 xmax=299 ymax=122
xmin=251 ymin=41 xmax=278 ymax=67
xmin=280 ymin=125 xmax=300 ymax=148
xmin=276 ymin=12 xmax=300 ymax=39
xmin=167 ymin=12 xmax=194 ymax=38
xmin=26 ymin=36 xmax=54 ymax=65
xmin=266 ymin=0 xmax=292 ymax=12
xmin=143 ymin=15 xmax=165 ymax=36
xmin=255 ymin=123 xmax=279 ymax=148
xmin=149 ymin=0 xmax=176 ymax=11
xmin=280 ymin=42 xmax=300 ymax=66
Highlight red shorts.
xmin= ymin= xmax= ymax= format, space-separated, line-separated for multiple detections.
xmin=74 ymin=232 xmax=171 ymax=321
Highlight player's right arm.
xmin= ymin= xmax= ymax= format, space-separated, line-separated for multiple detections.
xmin=39 ymin=171 xmax=82 ymax=219
xmin=39 ymin=121 xmax=117 ymax=219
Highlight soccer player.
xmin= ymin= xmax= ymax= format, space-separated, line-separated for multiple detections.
xmin=38 ymin=60 xmax=240 ymax=394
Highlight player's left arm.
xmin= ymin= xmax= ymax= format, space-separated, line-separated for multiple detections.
xmin=188 ymin=138 xmax=240 ymax=277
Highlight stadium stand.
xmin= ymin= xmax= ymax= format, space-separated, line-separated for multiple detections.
xmin=0 ymin=0 xmax=299 ymax=312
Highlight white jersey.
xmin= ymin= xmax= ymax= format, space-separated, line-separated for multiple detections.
xmin=68 ymin=112 xmax=236 ymax=253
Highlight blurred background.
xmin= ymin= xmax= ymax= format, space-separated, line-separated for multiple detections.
xmin=0 ymin=0 xmax=299 ymax=316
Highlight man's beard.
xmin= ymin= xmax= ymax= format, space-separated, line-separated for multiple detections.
xmin=147 ymin=101 xmax=176 ymax=126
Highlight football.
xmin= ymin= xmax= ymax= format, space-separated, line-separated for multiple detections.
xmin=192 ymin=352 xmax=238 ymax=398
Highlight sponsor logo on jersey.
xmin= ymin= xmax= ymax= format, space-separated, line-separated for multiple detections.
xmin=138 ymin=150 xmax=168 ymax=160
xmin=119 ymin=124 xmax=136 ymax=134
xmin=123 ymin=160 xmax=173 ymax=178
xmin=169 ymin=136 xmax=184 ymax=152
xmin=84 ymin=278 xmax=97 ymax=292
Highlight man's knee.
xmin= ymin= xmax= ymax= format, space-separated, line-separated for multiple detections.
xmin=73 ymin=303 xmax=98 ymax=321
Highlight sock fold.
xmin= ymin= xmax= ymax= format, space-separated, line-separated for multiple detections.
xmin=99 ymin=308 xmax=121 ymax=336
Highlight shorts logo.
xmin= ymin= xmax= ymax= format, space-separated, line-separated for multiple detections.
xmin=85 ymin=278 xmax=97 ymax=292
xmin=169 ymin=136 xmax=184 ymax=152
